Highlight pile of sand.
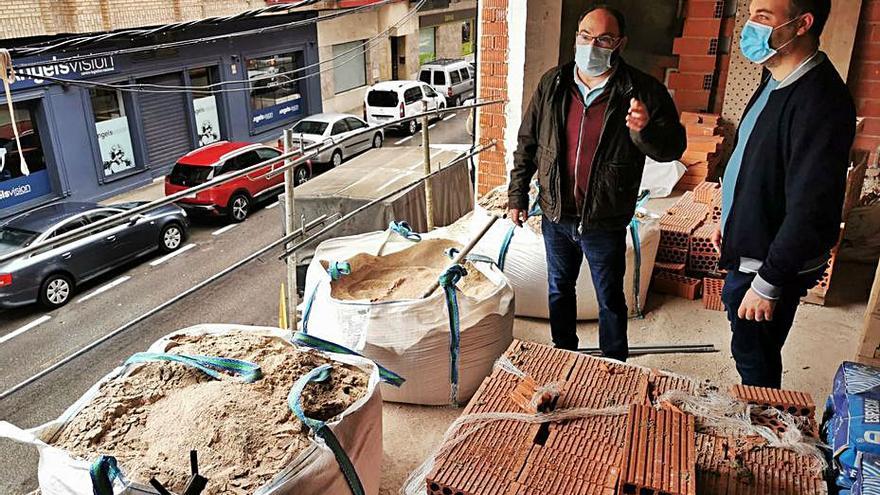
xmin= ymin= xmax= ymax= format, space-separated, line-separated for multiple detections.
xmin=51 ymin=333 xmax=369 ymax=494
xmin=329 ymin=238 xmax=496 ymax=302
xmin=478 ymin=188 xmax=542 ymax=234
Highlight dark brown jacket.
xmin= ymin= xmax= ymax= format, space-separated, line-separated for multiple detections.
xmin=509 ymin=60 xmax=686 ymax=231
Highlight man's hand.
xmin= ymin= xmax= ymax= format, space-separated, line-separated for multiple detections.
xmin=738 ymin=289 xmax=777 ymax=322
xmin=508 ymin=208 xmax=525 ymax=227
xmin=626 ymin=98 xmax=650 ymax=133
xmin=711 ymin=227 xmax=722 ymax=254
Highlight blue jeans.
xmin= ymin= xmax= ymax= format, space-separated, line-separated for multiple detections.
xmin=722 ymin=269 xmax=822 ymax=388
xmin=542 ymin=216 xmax=629 ymax=360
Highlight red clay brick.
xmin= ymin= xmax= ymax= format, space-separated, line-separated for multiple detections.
xmin=652 ymin=271 xmax=703 ymax=300
xmin=703 ymin=277 xmax=725 ymax=312
xmin=730 ymin=384 xmax=816 ymax=417
xmin=657 ymin=246 xmax=689 ymax=264
xmin=620 ymin=404 xmax=697 ymax=495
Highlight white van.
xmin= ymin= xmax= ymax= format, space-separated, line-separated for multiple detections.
xmin=418 ymin=59 xmax=474 ymax=107
xmin=364 ymin=80 xmax=447 ymax=136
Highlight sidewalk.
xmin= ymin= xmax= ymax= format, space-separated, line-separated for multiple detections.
xmin=101 ymin=177 xmax=167 ymax=205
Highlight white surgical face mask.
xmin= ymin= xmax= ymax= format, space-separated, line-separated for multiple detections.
xmin=575 ymin=43 xmax=615 ymax=77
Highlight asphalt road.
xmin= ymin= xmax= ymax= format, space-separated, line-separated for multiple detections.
xmin=0 ymin=111 xmax=471 ymax=494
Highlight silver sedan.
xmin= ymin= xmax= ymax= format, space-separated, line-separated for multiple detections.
xmin=288 ymin=113 xmax=384 ymax=168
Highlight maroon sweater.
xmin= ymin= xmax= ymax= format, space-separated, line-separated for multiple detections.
xmin=561 ymin=87 xmax=609 ymax=217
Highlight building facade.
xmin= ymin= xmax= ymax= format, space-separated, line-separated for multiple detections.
xmin=1 ymin=10 xmax=324 ymax=219
xmin=317 ymin=0 xmax=476 ymax=115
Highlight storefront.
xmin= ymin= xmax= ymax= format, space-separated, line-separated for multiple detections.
xmin=418 ymin=4 xmax=477 ymax=63
xmin=0 ymin=12 xmax=322 ymax=219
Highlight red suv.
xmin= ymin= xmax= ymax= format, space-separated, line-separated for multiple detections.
xmin=165 ymin=141 xmax=311 ymax=222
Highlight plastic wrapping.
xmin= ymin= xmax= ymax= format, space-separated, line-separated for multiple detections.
xmin=0 ymin=325 xmax=383 ymax=495
xmin=826 ymin=361 xmax=880 ymax=489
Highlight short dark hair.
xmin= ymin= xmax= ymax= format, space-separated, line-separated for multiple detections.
xmin=577 ymin=3 xmax=627 ymax=37
xmin=790 ymin=0 xmax=831 ymax=38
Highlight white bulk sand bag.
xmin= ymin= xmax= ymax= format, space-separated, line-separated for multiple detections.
xmin=0 ymin=325 xmax=382 ymax=495
xmin=468 ymin=188 xmax=660 ymax=320
xmin=640 ymin=157 xmax=687 ymax=199
xmin=301 ymin=227 xmax=515 ymax=406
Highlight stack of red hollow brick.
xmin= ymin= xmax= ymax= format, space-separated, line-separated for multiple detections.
xmin=677 ymin=112 xmax=726 ymax=191
xmin=652 ymin=181 xmax=726 ymax=311
xmin=426 ymin=340 xmax=827 ymax=495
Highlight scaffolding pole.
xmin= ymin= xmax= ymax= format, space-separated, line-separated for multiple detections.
xmin=283 ymin=128 xmax=298 ymax=331
xmin=422 ymin=101 xmax=435 ymax=231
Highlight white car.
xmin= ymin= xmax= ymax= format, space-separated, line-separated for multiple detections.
xmin=288 ymin=113 xmax=384 ymax=168
xmin=419 ymin=58 xmax=475 ymax=107
xmin=364 ymin=81 xmax=447 ymax=136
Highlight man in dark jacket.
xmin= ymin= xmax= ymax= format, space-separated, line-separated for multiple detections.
xmin=711 ymin=0 xmax=856 ymax=388
xmin=507 ymin=4 xmax=686 ymax=360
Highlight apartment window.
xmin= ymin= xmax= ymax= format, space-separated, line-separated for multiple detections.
xmin=332 ymin=40 xmax=367 ymax=94
xmin=419 ymin=27 xmax=436 ymax=64
xmin=462 ymin=19 xmax=474 ymax=56
xmin=90 ymin=87 xmax=138 ymax=178
xmin=190 ymin=67 xmax=223 ymax=146
xmin=247 ymin=51 xmax=305 ymax=129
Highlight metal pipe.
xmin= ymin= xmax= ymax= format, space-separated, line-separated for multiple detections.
xmin=419 ymin=213 xmax=501 ymax=299
xmin=277 ymin=140 xmax=498 ymax=260
xmin=422 ymin=101 xmax=435 ymax=231
xmin=0 ymin=214 xmax=331 ymax=401
xmin=0 ymin=99 xmax=503 ymax=264
xmin=283 ymin=128 xmax=298 ymax=332
xmin=577 ymin=344 xmax=718 ymax=357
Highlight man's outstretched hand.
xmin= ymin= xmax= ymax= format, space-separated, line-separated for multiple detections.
xmin=626 ymin=98 xmax=650 ymax=133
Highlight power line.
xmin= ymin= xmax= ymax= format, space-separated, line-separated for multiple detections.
xmin=8 ymin=0 xmax=396 ymax=71
xmin=12 ymin=0 xmax=424 ymax=96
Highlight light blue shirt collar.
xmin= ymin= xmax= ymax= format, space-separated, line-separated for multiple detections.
xmin=573 ymin=66 xmax=611 ymax=107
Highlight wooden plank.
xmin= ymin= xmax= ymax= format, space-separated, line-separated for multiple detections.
xmin=857 ymin=262 xmax=880 ymax=360
xmin=821 ymin=0 xmax=863 ymax=81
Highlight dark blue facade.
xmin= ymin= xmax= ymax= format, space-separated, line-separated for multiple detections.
xmin=1 ymin=12 xmax=322 ymax=219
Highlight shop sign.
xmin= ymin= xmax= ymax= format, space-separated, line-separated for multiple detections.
xmin=194 ymin=96 xmax=222 ymax=146
xmin=95 ymin=117 xmax=137 ymax=178
xmin=10 ymin=55 xmax=118 ymax=91
xmin=0 ymin=170 xmax=53 ymax=209
xmin=252 ymin=96 xmax=303 ymax=129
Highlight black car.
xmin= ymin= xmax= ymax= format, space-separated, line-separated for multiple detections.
xmin=0 ymin=201 xmax=189 ymax=309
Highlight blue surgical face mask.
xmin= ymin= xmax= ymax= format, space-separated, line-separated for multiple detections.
xmin=740 ymin=16 xmax=802 ymax=64
xmin=575 ymin=44 xmax=615 ymax=77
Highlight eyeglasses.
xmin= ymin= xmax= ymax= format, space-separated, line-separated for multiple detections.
xmin=576 ymin=31 xmax=620 ymax=49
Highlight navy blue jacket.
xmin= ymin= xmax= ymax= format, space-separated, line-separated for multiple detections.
xmin=721 ymin=54 xmax=856 ymax=296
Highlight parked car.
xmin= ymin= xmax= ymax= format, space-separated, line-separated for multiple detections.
xmin=165 ymin=141 xmax=309 ymax=222
xmin=418 ymin=58 xmax=475 ymax=107
xmin=0 ymin=201 xmax=189 ymax=309
xmin=364 ymin=81 xmax=447 ymax=136
xmin=284 ymin=113 xmax=384 ymax=168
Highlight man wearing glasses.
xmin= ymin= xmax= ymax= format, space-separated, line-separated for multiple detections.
xmin=508 ymin=3 xmax=686 ymax=360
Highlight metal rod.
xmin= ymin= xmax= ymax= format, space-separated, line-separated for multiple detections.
xmin=283 ymin=128 xmax=298 ymax=332
xmin=277 ymin=140 xmax=498 ymax=260
xmin=0 ymin=99 xmax=504 ymax=265
xmin=0 ymin=215 xmax=331 ymax=401
xmin=577 ymin=344 xmax=718 ymax=357
xmin=419 ymin=213 xmax=502 ymax=299
xmin=422 ymin=101 xmax=435 ymax=231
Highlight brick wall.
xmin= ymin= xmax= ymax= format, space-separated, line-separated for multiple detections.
xmin=852 ymin=0 xmax=880 ymax=163
xmin=476 ymin=0 xmax=509 ymax=196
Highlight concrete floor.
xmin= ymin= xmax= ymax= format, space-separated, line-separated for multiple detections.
xmin=377 ymin=259 xmax=875 ymax=494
